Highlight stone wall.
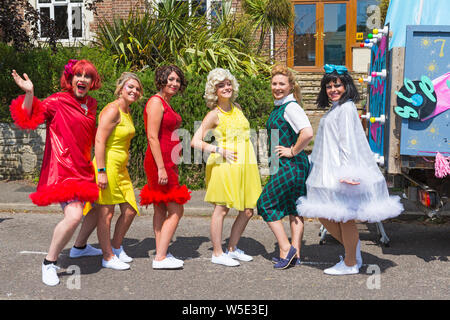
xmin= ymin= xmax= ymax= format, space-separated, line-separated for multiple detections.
xmin=0 ymin=123 xmax=45 ymax=180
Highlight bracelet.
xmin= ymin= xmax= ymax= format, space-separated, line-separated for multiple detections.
xmin=290 ymin=146 xmax=295 ymax=157
xmin=98 ymin=167 xmax=106 ymax=173
xmin=215 ymin=146 xmax=220 ymax=153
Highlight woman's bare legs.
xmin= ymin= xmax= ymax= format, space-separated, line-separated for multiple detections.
xmin=290 ymin=215 xmax=304 ymax=259
xmin=318 ymin=218 xmax=343 ymax=244
xmin=46 ymin=201 xmax=84 ymax=261
xmin=153 ymin=202 xmax=184 ymax=261
xmin=211 ymin=205 xmax=229 ymax=256
xmin=111 ymin=202 xmax=137 ymax=249
xmin=267 ymin=220 xmax=291 ymax=259
xmin=340 ymin=220 xmax=359 ymax=267
xmin=96 ymin=204 xmax=115 ymax=260
xmin=227 ymin=208 xmax=253 ymax=251
xmin=319 ymin=218 xmax=359 ymax=266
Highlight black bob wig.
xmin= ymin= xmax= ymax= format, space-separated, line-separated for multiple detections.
xmin=316 ymin=71 xmax=360 ymax=108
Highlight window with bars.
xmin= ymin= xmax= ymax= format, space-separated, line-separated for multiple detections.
xmin=37 ymin=0 xmax=84 ymax=41
xmin=154 ymin=0 xmax=223 ymax=19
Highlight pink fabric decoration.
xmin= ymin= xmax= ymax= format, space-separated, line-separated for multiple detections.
xmin=435 ymin=152 xmax=450 ymax=178
xmin=421 ymin=72 xmax=450 ymax=121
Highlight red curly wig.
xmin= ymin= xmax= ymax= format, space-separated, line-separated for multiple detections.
xmin=60 ymin=59 xmax=102 ymax=92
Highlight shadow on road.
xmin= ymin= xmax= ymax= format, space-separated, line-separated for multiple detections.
xmin=374 ymin=222 xmax=450 ymax=263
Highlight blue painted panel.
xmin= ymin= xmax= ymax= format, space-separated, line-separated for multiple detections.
xmin=368 ymin=35 xmax=389 ymax=159
xmin=400 ymin=25 xmax=450 ymax=156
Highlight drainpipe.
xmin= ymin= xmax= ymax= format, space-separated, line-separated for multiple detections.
xmin=270 ymin=26 xmax=274 ymax=63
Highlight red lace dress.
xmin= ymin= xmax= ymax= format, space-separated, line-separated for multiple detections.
xmin=139 ymin=95 xmax=191 ymax=206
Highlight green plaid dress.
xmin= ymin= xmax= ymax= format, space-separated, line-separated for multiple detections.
xmin=257 ymin=101 xmax=310 ymax=222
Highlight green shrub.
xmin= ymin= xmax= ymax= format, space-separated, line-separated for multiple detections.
xmin=0 ymin=43 xmax=122 ymax=122
xmin=0 ymin=44 xmax=54 ymax=121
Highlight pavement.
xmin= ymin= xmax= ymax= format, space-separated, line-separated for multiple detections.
xmin=0 ymin=180 xmax=449 ymax=302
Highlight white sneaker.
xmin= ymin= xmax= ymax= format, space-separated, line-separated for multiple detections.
xmin=102 ymin=255 xmax=130 ymax=270
xmin=324 ymin=257 xmax=359 ymax=275
xmin=42 ymin=263 xmax=60 ymax=286
xmin=70 ymin=244 xmax=102 ymax=258
xmin=211 ymin=253 xmax=240 ymax=267
xmin=167 ymin=253 xmax=184 ymax=265
xmin=152 ymin=257 xmax=184 ymax=269
xmin=356 ymin=240 xmax=363 ymax=268
xmin=112 ymin=246 xmax=133 ymax=263
xmin=226 ymin=247 xmax=253 ymax=262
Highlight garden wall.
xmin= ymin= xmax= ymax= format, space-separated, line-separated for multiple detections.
xmin=0 ymin=123 xmax=45 ymax=180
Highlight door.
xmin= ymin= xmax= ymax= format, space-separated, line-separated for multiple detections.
xmin=289 ymin=0 xmax=354 ymax=71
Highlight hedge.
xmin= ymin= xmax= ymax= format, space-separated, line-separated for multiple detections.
xmin=0 ymin=44 xmax=274 ymax=189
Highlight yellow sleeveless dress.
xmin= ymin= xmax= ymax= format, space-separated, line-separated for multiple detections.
xmin=84 ymin=105 xmax=139 ymax=215
xmin=204 ymin=105 xmax=262 ymax=210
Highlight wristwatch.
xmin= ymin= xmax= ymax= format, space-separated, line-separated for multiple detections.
xmin=98 ymin=168 xmax=106 ymax=173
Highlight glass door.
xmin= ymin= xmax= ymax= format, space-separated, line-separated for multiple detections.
xmin=293 ymin=4 xmax=317 ymax=67
xmin=290 ymin=1 xmax=351 ymax=71
xmin=323 ymin=3 xmax=347 ymax=65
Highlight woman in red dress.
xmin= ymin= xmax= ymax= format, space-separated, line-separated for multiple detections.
xmin=10 ymin=60 xmax=102 ymax=286
xmin=140 ymin=65 xmax=191 ymax=269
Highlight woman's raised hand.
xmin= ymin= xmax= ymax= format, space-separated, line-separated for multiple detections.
xmin=11 ymin=70 xmax=34 ymax=93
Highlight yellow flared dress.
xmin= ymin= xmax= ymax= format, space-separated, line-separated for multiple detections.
xmin=204 ymin=105 xmax=262 ymax=211
xmin=84 ymin=105 xmax=138 ymax=215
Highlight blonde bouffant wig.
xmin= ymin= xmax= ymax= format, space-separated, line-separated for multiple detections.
xmin=204 ymin=68 xmax=239 ymax=109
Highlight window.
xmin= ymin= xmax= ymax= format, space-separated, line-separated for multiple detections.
xmin=38 ymin=0 xmax=84 ymax=41
xmin=154 ymin=0 xmax=221 ymax=20
xmin=357 ymin=0 xmax=380 ymax=35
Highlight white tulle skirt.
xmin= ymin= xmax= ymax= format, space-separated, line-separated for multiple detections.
xmin=296 ymin=101 xmax=403 ymax=223
xmin=296 ymin=166 xmax=404 ymax=223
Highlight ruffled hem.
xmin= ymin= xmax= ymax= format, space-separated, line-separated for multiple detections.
xmin=139 ymin=184 xmax=191 ymax=206
xmin=30 ymin=180 xmax=99 ymax=206
xmin=9 ymin=95 xmax=45 ymax=130
xmin=296 ymin=195 xmax=404 ymax=223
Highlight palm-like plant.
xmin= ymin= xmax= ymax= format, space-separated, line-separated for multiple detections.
xmin=93 ymin=0 xmax=272 ymax=76
xmin=212 ymin=0 xmax=254 ymax=45
xmin=242 ymin=0 xmax=294 ymax=53
xmin=177 ymin=33 xmax=270 ymax=76
xmin=94 ymin=9 xmax=160 ymax=70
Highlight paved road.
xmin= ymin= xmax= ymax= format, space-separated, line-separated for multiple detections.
xmin=0 ymin=180 xmax=448 ymax=302
xmin=0 ymin=211 xmax=449 ymax=301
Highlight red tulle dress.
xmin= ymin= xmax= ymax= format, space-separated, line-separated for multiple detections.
xmin=9 ymin=91 xmax=98 ymax=206
xmin=139 ymin=95 xmax=191 ymax=206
